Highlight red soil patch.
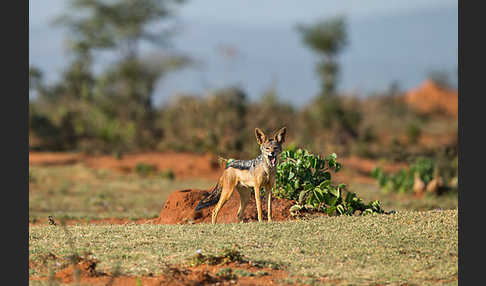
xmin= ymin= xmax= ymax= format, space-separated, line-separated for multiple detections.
xmin=404 ymin=79 xmax=458 ymax=118
xmin=31 ymin=260 xmax=329 ymax=286
xmin=28 ymin=152 xmax=82 ymax=166
xmin=29 ymin=151 xmax=222 ymax=180
xmin=155 ymin=189 xmax=297 ymax=224
xmin=29 ymin=151 xmax=403 ymax=185
xmin=83 ymin=152 xmax=222 ymax=180
xmin=30 ymin=248 xmax=335 ymax=286
xmin=53 ymin=258 xmax=105 ymax=283
xmin=419 ymin=133 xmax=457 ymax=149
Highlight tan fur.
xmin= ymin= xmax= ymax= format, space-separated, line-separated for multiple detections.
xmin=211 ymin=127 xmax=286 ymax=224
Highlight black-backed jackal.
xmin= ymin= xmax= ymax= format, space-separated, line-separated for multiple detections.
xmin=195 ymin=127 xmax=287 ymax=224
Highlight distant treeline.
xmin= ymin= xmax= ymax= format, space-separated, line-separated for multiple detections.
xmin=29 ymin=81 xmax=361 ymax=158
xmin=29 ymin=0 xmax=457 ymax=163
xmin=29 ymin=75 xmax=456 ymax=162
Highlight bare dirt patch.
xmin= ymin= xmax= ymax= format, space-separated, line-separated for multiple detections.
xmin=29 ymin=151 xmax=222 ymax=180
xmin=31 ymin=263 xmax=320 ymax=286
xmin=29 ymin=152 xmax=83 ymax=166
xmin=29 ymin=151 xmax=406 ymax=183
xmin=30 ymin=252 xmax=330 ymax=286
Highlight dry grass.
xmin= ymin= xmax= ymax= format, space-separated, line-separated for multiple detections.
xmin=30 ymin=210 xmax=457 ymax=285
xmin=29 ymin=164 xmax=214 ymax=221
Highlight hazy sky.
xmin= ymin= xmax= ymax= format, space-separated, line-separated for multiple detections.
xmin=29 ymin=0 xmax=458 ymax=106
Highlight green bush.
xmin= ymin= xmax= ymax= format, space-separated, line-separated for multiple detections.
xmin=406 ymin=122 xmax=422 ymax=144
xmin=159 ymin=169 xmax=175 ymax=180
xmin=371 ymin=157 xmax=435 ymax=194
xmin=274 ymin=148 xmax=384 ymax=216
xmin=134 ymin=163 xmax=157 ymax=176
xmin=158 ymin=87 xmax=248 ymax=156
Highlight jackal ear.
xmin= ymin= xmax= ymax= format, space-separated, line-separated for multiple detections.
xmin=255 ymin=128 xmax=267 ymax=145
xmin=273 ymin=127 xmax=287 ymax=144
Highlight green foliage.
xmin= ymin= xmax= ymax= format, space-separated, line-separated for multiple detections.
xmin=406 ymin=122 xmax=422 ymax=144
xmin=217 ymin=268 xmax=269 ymax=278
xmin=297 ymin=16 xmax=362 ymax=148
xmin=216 ymin=268 xmax=238 ymax=280
xmin=159 ymin=169 xmax=175 ymax=180
xmin=274 ymin=148 xmax=384 ymax=216
xmin=54 ymin=0 xmax=185 ymax=58
xmin=371 ymin=157 xmax=436 ymax=194
xmin=297 ymin=16 xmax=348 ymax=96
xmin=188 ymin=248 xmax=246 ymax=267
xmin=134 ymin=162 xmax=157 ymax=176
xmin=159 ymin=87 xmax=249 ymax=156
xmin=30 ymin=0 xmax=190 ymax=153
xmin=434 ymin=146 xmax=458 ymax=190
xmin=309 ymin=95 xmax=362 ymax=141
xmin=94 ymin=56 xmax=189 ymax=150
xmin=296 ymin=16 xmax=348 ymax=57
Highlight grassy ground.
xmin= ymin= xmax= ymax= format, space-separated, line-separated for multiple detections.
xmin=29 ymin=209 xmax=458 ymax=285
xmin=29 ymin=164 xmax=214 ymax=221
xmin=29 ymin=165 xmax=457 ymax=223
xmin=29 ymin=164 xmax=458 ymax=285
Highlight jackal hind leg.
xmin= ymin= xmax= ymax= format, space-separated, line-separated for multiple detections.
xmin=211 ymin=179 xmax=236 ymax=224
xmin=237 ymin=187 xmax=250 ymax=222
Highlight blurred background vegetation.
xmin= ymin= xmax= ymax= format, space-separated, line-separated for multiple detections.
xmin=29 ymin=0 xmax=457 ymax=179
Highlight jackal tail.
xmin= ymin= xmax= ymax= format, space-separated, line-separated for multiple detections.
xmin=195 ymin=180 xmax=223 ymax=211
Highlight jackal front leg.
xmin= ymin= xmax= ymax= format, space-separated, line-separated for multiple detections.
xmin=254 ymin=184 xmax=263 ymax=222
xmin=265 ymin=183 xmax=273 ymax=222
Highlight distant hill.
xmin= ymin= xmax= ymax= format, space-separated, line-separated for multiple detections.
xmin=404 ymin=80 xmax=458 ymax=118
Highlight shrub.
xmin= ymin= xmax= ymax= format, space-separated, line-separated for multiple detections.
xmin=371 ymin=157 xmax=436 ymax=194
xmin=406 ymin=122 xmax=422 ymax=144
xmin=134 ymin=163 xmax=157 ymax=176
xmin=274 ymin=148 xmax=384 ymax=216
xmin=188 ymin=248 xmax=246 ymax=266
xmin=159 ymin=169 xmax=175 ymax=180
xmin=158 ymin=87 xmax=248 ymax=156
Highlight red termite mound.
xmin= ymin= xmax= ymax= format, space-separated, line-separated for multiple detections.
xmin=155 ymin=189 xmax=296 ymax=224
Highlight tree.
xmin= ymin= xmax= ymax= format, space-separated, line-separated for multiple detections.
xmin=55 ymin=0 xmax=186 ymax=57
xmin=297 ymin=16 xmax=361 ymax=143
xmin=48 ymin=0 xmax=190 ymax=150
xmin=297 ymin=16 xmax=348 ymax=96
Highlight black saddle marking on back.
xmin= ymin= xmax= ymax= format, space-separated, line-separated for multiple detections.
xmin=226 ymin=155 xmax=264 ymax=170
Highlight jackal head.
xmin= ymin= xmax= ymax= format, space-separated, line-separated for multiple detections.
xmin=255 ymin=127 xmax=287 ymax=168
